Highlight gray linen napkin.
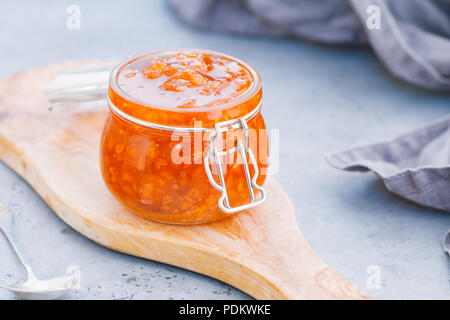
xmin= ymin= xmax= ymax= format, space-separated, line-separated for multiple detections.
xmin=327 ymin=117 xmax=450 ymax=251
xmin=444 ymin=230 xmax=450 ymax=255
xmin=170 ymin=0 xmax=450 ymax=91
xmin=326 ymin=116 xmax=450 ymax=212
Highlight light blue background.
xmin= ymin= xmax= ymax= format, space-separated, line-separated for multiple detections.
xmin=0 ymin=0 xmax=449 ymax=299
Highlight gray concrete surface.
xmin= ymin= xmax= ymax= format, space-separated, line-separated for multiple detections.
xmin=0 ymin=0 xmax=449 ymax=300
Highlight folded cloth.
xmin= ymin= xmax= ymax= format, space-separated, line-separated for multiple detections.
xmin=326 ymin=115 xmax=450 ymax=212
xmin=170 ymin=0 xmax=450 ymax=91
xmin=444 ymin=230 xmax=450 ymax=255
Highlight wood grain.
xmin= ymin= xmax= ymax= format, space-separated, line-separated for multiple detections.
xmin=0 ymin=61 xmax=370 ymax=300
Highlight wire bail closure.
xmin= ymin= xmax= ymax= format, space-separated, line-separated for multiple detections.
xmin=204 ymin=118 xmax=267 ymax=214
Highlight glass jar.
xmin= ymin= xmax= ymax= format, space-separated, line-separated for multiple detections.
xmin=100 ymin=49 xmax=268 ymax=224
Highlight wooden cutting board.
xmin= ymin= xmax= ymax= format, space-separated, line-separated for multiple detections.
xmin=0 ymin=61 xmax=370 ymax=300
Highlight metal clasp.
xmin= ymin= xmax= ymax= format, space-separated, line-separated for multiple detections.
xmin=204 ymin=118 xmax=267 ymax=214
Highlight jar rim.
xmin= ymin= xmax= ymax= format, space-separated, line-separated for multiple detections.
xmin=109 ymin=49 xmax=262 ymax=114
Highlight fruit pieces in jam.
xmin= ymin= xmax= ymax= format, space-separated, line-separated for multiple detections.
xmin=101 ymin=50 xmax=268 ymax=224
xmin=118 ymin=51 xmax=253 ymax=109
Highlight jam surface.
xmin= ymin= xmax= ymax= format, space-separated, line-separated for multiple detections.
xmin=102 ymin=50 xmax=267 ymax=224
xmin=118 ymin=51 xmax=253 ymax=109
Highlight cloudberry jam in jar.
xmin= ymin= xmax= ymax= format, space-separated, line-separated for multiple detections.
xmin=100 ymin=49 xmax=268 ymax=224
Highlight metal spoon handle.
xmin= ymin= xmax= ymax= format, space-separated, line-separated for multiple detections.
xmin=0 ymin=204 xmax=33 ymax=274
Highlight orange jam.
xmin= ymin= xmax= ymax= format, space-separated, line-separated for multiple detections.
xmin=118 ymin=51 xmax=253 ymax=108
xmin=100 ymin=50 xmax=268 ymax=224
